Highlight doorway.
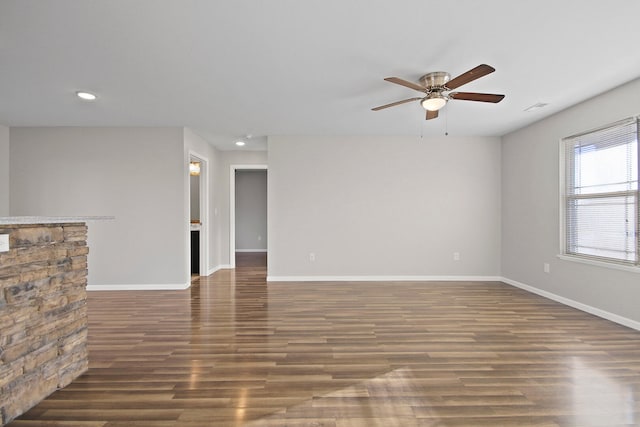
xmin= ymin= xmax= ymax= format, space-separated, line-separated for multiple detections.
xmin=188 ymin=152 xmax=209 ymax=277
xmin=229 ymin=164 xmax=268 ymax=268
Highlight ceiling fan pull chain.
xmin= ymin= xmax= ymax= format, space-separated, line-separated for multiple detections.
xmin=445 ymin=108 xmax=449 ymax=136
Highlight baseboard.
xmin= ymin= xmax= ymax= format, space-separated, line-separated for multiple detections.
xmin=501 ymin=277 xmax=640 ymax=331
xmin=235 ymin=249 xmax=267 ymax=253
xmin=87 ymin=283 xmax=190 ymax=291
xmin=266 ymin=275 xmax=503 ymax=282
xmin=207 ymin=264 xmax=233 ymax=275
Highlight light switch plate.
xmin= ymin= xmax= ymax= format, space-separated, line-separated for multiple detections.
xmin=0 ymin=234 xmax=9 ymax=253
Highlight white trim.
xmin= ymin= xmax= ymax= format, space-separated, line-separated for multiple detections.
xmin=558 ymin=137 xmax=567 ymax=255
xmin=501 ymin=277 xmax=640 ymax=331
xmin=87 ymin=283 xmax=190 ymax=291
xmin=236 ymin=249 xmax=268 ymax=253
xmin=229 ymin=164 xmax=268 ymax=268
xmin=267 ymin=275 xmax=502 ymax=282
xmin=564 ymin=116 xmax=637 ymax=140
xmin=557 ymin=254 xmax=640 ymax=273
xmin=188 ymin=150 xmax=210 ymax=279
xmin=559 ymin=117 xmax=640 ymax=265
xmin=207 ymin=264 xmax=233 ymax=275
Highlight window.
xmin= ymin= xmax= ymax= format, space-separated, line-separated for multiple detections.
xmin=562 ymin=117 xmax=639 ymax=266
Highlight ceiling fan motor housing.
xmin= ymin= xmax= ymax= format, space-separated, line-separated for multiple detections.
xmin=419 ymin=71 xmax=451 ymax=90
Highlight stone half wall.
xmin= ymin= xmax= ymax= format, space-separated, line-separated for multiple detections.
xmin=0 ymin=223 xmax=89 ymax=425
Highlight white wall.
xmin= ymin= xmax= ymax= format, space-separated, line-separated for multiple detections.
xmin=10 ymin=127 xmax=187 ymax=288
xmin=268 ymin=135 xmax=502 ymax=279
xmin=0 ymin=125 xmax=9 ymax=216
xmin=235 ymin=170 xmax=267 ymax=251
xmin=502 ymin=76 xmax=640 ymax=324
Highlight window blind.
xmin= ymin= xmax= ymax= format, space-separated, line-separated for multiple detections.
xmin=563 ymin=117 xmax=639 ymax=265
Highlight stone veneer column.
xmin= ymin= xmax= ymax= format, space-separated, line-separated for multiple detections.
xmin=0 ymin=223 xmax=89 ymax=425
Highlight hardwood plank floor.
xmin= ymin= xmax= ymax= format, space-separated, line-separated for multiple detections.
xmin=9 ymin=253 xmax=640 ymax=426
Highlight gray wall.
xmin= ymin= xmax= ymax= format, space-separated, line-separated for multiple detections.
xmin=216 ymin=150 xmax=268 ymax=266
xmin=182 ymin=131 xmax=267 ymax=270
xmin=190 ymin=173 xmax=200 ymax=221
xmin=10 ymin=127 xmax=187 ymax=288
xmin=268 ymin=135 xmax=502 ymax=278
xmin=235 ymin=170 xmax=267 ymax=251
xmin=0 ymin=125 xmax=9 ymax=216
xmin=183 ymin=127 xmax=221 ymax=273
xmin=502 ymin=76 xmax=640 ymax=324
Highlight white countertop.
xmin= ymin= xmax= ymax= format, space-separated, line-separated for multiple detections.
xmin=0 ymin=216 xmax=115 ymax=225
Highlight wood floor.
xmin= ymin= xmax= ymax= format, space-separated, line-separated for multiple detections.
xmin=9 ymin=253 xmax=640 ymax=426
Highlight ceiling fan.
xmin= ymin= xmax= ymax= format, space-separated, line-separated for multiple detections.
xmin=372 ymin=64 xmax=505 ymax=120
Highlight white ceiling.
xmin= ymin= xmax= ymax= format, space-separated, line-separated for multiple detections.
xmin=2 ymin=1 xmax=640 ymax=151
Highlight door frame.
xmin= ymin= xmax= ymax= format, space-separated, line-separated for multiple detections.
xmin=229 ymin=164 xmax=268 ymax=268
xmin=188 ymin=150 xmax=209 ymax=277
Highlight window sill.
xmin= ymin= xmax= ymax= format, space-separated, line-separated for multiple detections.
xmin=557 ymin=254 xmax=640 ymax=274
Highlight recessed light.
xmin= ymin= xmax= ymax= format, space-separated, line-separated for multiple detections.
xmin=235 ymin=141 xmax=246 ymax=146
xmin=76 ymin=91 xmax=97 ymax=101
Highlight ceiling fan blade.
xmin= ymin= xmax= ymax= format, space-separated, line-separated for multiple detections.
xmin=449 ymin=92 xmax=505 ymax=103
xmin=426 ymin=110 xmax=439 ymax=120
xmin=445 ymin=64 xmax=495 ymax=90
xmin=372 ymin=97 xmax=422 ymax=111
xmin=384 ymin=77 xmax=427 ymax=93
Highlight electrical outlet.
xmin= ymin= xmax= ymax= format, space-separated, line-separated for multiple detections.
xmin=258 ymin=235 xmax=262 ymax=241
xmin=543 ymin=263 xmax=550 ymax=273
xmin=309 ymin=252 xmax=315 ymax=262
xmin=0 ymin=234 xmax=9 ymax=253
xmin=453 ymin=252 xmax=460 ymax=261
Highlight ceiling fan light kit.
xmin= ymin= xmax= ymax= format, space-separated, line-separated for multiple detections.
xmin=421 ymin=92 xmax=447 ymax=111
xmin=373 ymin=64 xmax=505 ymax=120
